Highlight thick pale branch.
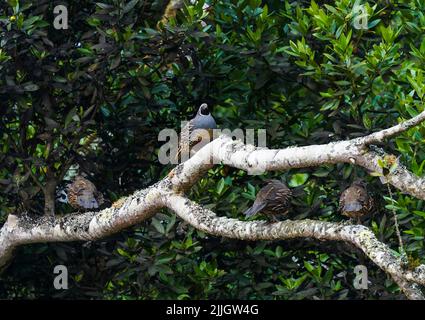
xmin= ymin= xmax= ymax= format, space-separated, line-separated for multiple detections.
xmin=170 ymin=137 xmax=358 ymax=190
xmin=392 ymin=276 xmax=425 ymax=300
xmin=163 ymin=193 xmax=425 ymax=299
xmin=356 ymin=151 xmax=425 ymax=200
xmin=171 ymin=133 xmax=425 ymax=199
xmin=0 ymin=185 xmax=163 ymax=267
xmin=1 ymin=109 xmax=425 ymax=299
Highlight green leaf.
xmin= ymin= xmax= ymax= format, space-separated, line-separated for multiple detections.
xmin=123 ymin=0 xmax=138 ymax=14
xmin=368 ymin=19 xmax=381 ymax=29
xmin=64 ymin=108 xmax=77 ymax=128
xmin=151 ymin=218 xmax=165 ymax=234
xmin=216 ymin=178 xmax=225 ymax=195
xmin=117 ymin=248 xmax=130 ymax=258
xmin=289 ymin=173 xmax=309 ymax=187
xmin=304 ymin=261 xmax=315 ymax=273
xmin=155 ymin=253 xmax=175 ymax=265
xmin=96 ymin=2 xmax=113 ymax=9
xmin=413 ymin=211 xmax=425 ymax=218
xmin=275 ymin=246 xmax=283 ymax=258
xmin=23 ymin=83 xmax=39 ymax=91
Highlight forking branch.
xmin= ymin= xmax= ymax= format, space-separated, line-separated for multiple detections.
xmin=2 ymin=109 xmax=425 ymax=299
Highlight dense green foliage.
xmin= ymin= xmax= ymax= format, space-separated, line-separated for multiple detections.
xmin=1 ymin=0 xmax=425 ymax=299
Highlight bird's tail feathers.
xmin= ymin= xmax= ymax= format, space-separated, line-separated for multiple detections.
xmin=290 ymin=186 xmax=304 ymax=197
xmin=244 ymin=202 xmax=266 ymax=217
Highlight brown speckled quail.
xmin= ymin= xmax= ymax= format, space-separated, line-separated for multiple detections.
xmin=244 ymin=180 xmax=292 ymax=221
xmin=339 ymin=179 xmax=373 ymax=224
xmin=67 ymin=176 xmax=104 ymax=211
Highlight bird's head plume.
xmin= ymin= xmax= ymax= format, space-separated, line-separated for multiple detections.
xmin=198 ymin=103 xmax=210 ymax=116
xmin=56 ymin=189 xmax=68 ymax=203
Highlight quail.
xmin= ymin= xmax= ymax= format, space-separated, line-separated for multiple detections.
xmin=244 ymin=180 xmax=293 ymax=221
xmin=339 ymin=179 xmax=373 ymax=224
xmin=176 ymin=103 xmax=217 ymax=161
xmin=58 ymin=176 xmax=104 ymax=211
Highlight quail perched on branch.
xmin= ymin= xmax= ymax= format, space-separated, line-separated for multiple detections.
xmin=58 ymin=176 xmax=104 ymax=211
xmin=176 ymin=103 xmax=217 ymax=161
xmin=339 ymin=179 xmax=373 ymax=224
xmin=244 ymin=180 xmax=292 ymax=221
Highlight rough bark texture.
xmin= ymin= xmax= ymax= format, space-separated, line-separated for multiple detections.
xmin=2 ymin=110 xmax=425 ymax=299
xmin=43 ymin=187 xmax=56 ymax=217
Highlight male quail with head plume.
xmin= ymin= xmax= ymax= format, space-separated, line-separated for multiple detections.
xmin=176 ymin=103 xmax=217 ymax=161
xmin=339 ymin=179 xmax=373 ymax=224
xmin=61 ymin=176 xmax=104 ymax=211
xmin=244 ymin=180 xmax=292 ymax=221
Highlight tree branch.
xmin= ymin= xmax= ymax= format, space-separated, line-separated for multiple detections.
xmin=392 ymin=276 xmax=425 ymax=300
xmin=163 ymin=193 xmax=425 ymax=299
xmin=23 ymin=162 xmax=44 ymax=192
xmin=2 ymin=110 xmax=425 ymax=299
xmin=360 ymin=110 xmax=425 ymax=145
